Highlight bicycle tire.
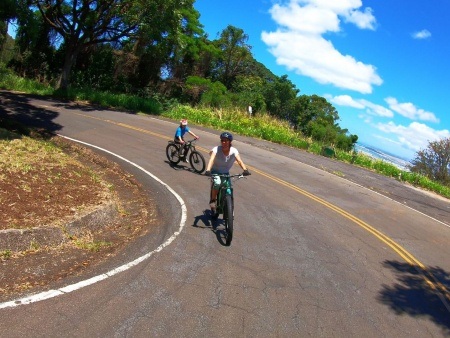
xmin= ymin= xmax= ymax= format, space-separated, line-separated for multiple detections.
xmin=166 ymin=143 xmax=181 ymax=164
xmin=189 ymin=150 xmax=206 ymax=173
xmin=224 ymin=194 xmax=234 ymax=245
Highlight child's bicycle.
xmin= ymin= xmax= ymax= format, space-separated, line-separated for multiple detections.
xmin=166 ymin=139 xmax=206 ymax=173
xmin=209 ymin=173 xmax=248 ymax=246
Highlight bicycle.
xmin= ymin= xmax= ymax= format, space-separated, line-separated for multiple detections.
xmin=209 ymin=173 xmax=247 ymax=246
xmin=166 ymin=139 xmax=206 ymax=173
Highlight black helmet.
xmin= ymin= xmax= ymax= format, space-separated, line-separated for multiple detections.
xmin=220 ymin=132 xmax=233 ymax=142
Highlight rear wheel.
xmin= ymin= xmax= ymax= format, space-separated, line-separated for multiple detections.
xmin=189 ymin=151 xmax=206 ymax=173
xmin=166 ymin=143 xmax=181 ymax=164
xmin=224 ymin=194 xmax=234 ymax=245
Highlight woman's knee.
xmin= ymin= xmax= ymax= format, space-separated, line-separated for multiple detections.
xmin=212 ymin=176 xmax=221 ymax=189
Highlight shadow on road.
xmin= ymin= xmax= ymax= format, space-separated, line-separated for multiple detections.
xmin=192 ymin=210 xmax=229 ymax=246
xmin=378 ymin=260 xmax=450 ymax=334
xmin=0 ymin=91 xmax=62 ymax=138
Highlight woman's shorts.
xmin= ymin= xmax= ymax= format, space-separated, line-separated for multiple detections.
xmin=211 ymin=172 xmax=228 ymax=189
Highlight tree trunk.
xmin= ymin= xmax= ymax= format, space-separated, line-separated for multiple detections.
xmin=57 ymin=46 xmax=80 ymax=91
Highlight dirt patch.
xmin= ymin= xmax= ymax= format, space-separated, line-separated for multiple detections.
xmin=0 ymin=133 xmax=159 ymax=301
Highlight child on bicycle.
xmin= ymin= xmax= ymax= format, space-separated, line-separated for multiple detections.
xmin=174 ymin=119 xmax=199 ymax=161
xmin=204 ymin=132 xmax=250 ymax=215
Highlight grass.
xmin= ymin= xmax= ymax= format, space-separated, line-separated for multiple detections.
xmin=0 ymin=132 xmax=74 ymax=176
xmin=1 ymin=67 xmax=448 ymax=199
xmin=70 ymin=233 xmax=113 ymax=252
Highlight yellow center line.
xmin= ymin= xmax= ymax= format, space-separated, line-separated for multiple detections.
xmin=72 ymin=111 xmax=450 ymax=303
xmin=250 ymin=167 xmax=449 ymax=303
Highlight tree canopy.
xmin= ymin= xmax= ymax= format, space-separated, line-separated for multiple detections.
xmin=2 ymin=0 xmax=359 ymax=151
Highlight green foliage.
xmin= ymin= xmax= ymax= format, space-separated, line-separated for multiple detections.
xmin=163 ymin=104 xmax=309 ymax=149
xmin=231 ymin=75 xmax=266 ymax=113
xmin=1 ymin=249 xmax=12 ymax=260
xmin=0 ymin=33 xmax=16 ymax=64
xmin=0 ymin=63 xmax=53 ymax=94
xmin=212 ymin=25 xmax=252 ymax=88
xmin=200 ymin=81 xmax=230 ymax=108
xmin=53 ymin=87 xmax=162 ymax=115
xmin=3 ymin=1 xmax=448 ymax=199
xmin=410 ymin=137 xmax=450 ymax=185
xmin=71 ymin=45 xmax=117 ymax=91
xmin=307 ymin=142 xmax=322 ymax=155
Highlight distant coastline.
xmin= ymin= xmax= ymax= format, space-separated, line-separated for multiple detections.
xmin=355 ymin=143 xmax=412 ymax=171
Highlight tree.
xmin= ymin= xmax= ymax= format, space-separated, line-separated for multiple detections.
xmin=212 ymin=25 xmax=252 ymax=88
xmin=263 ymin=74 xmax=298 ymax=120
xmin=295 ymin=94 xmax=339 ymax=133
xmin=410 ymin=137 xmax=450 ymax=185
xmin=33 ymin=0 xmax=151 ymax=90
xmin=0 ymin=0 xmax=17 ymax=53
xmin=231 ymin=75 xmax=266 ymax=113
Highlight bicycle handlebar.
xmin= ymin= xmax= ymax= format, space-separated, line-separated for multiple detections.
xmin=209 ymin=173 xmax=246 ymax=180
xmin=211 ymin=173 xmax=242 ymax=177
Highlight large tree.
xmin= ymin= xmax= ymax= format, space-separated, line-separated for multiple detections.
xmin=212 ymin=25 xmax=252 ymax=89
xmin=33 ymin=0 xmax=151 ymax=90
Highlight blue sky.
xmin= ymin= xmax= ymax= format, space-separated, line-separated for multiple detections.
xmin=194 ymin=0 xmax=450 ymax=161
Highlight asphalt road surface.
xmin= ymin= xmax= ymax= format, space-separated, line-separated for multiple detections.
xmin=1 ymin=91 xmax=449 ymax=337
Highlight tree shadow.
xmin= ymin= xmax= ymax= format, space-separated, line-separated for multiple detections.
xmin=0 ymin=91 xmax=62 ymax=138
xmin=378 ymin=260 xmax=450 ymax=334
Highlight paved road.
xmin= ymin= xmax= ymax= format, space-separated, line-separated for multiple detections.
xmin=1 ymin=91 xmax=449 ymax=337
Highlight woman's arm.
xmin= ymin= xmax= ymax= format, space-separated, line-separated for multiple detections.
xmin=235 ymin=153 xmax=248 ymax=171
xmin=205 ymin=151 xmax=216 ymax=172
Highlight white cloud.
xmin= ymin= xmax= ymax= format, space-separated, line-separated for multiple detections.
xmin=328 ymin=94 xmax=364 ymax=108
xmin=385 ymin=97 xmax=439 ymax=122
xmin=345 ymin=7 xmax=376 ymax=29
xmin=376 ymin=121 xmax=450 ymax=152
xmin=262 ymin=0 xmax=381 ymax=94
xmin=412 ymin=29 xmax=431 ymax=39
xmin=329 ymin=95 xmax=393 ymax=117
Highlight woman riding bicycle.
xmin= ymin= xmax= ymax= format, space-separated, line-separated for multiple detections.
xmin=174 ymin=119 xmax=199 ymax=161
xmin=204 ymin=132 xmax=250 ymax=214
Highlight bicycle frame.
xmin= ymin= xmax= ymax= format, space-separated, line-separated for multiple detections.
xmin=166 ymin=138 xmax=206 ymax=173
xmin=211 ymin=174 xmax=243 ymax=214
xmin=210 ymin=173 xmax=246 ymax=246
xmin=176 ymin=139 xmax=197 ymax=156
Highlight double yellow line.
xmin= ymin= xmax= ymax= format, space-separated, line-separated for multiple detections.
xmin=251 ymin=166 xmax=450 ymax=305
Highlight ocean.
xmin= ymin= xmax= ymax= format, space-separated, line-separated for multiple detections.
xmin=354 ymin=143 xmax=412 ymax=172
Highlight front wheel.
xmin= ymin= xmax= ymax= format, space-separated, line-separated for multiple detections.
xmin=166 ymin=143 xmax=181 ymax=164
xmin=189 ymin=150 xmax=206 ymax=173
xmin=223 ymin=194 xmax=234 ymax=245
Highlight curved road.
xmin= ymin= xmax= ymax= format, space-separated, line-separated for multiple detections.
xmin=1 ymin=91 xmax=449 ymax=337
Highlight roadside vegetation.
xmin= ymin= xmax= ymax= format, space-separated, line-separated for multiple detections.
xmin=1 ymin=70 xmax=449 ymax=199
xmin=0 ymin=0 xmax=448 ymax=199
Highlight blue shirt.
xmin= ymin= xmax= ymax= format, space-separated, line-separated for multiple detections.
xmin=175 ymin=126 xmax=190 ymax=139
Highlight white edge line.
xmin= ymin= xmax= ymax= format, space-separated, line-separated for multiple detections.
xmin=286 ymin=156 xmax=450 ymax=229
xmin=0 ymin=135 xmax=187 ymax=309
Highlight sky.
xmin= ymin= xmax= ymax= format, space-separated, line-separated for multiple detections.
xmin=193 ymin=0 xmax=450 ymax=161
